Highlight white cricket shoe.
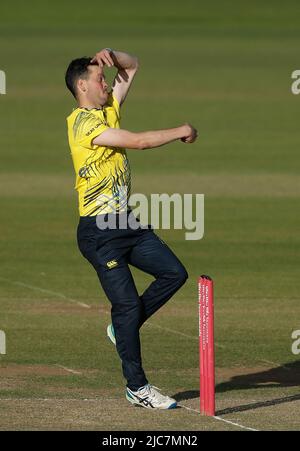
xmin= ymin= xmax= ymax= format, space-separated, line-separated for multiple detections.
xmin=126 ymin=384 xmax=177 ymax=410
xmin=107 ymin=324 xmax=116 ymax=346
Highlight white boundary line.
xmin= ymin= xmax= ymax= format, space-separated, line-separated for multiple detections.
xmin=0 ymin=396 xmax=257 ymax=430
xmin=179 ymin=404 xmax=258 ymax=431
xmin=0 ymin=277 xmax=259 ymax=430
xmin=0 ymin=277 xmax=91 ymax=309
xmin=0 ymin=277 xmax=221 ymax=344
xmin=144 ymin=322 xmax=225 ymax=348
xmin=55 ymin=365 xmax=82 ymax=375
xmin=144 ymin=322 xmax=198 ymax=341
xmin=213 ymin=415 xmax=258 ymax=431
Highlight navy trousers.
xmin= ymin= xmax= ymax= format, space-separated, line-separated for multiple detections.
xmin=77 ymin=211 xmax=188 ymax=391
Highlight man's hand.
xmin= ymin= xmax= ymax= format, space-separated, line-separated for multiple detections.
xmin=181 ymin=123 xmax=198 ymax=143
xmin=91 ymin=49 xmax=114 ymax=68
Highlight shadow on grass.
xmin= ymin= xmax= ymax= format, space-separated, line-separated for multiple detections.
xmin=216 ymin=393 xmax=300 ymax=416
xmin=173 ymin=361 xmax=300 ymax=414
xmin=216 ymin=361 xmax=300 ymax=392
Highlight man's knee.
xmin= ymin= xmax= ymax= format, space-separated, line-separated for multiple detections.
xmin=169 ymin=264 xmax=188 ymax=286
xmin=178 ymin=265 xmax=189 ymax=285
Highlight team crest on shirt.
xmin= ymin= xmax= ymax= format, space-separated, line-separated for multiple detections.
xmin=79 ymin=166 xmax=90 ymax=178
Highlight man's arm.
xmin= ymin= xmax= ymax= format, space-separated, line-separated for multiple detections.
xmin=92 ymin=124 xmax=198 ymax=150
xmin=91 ymin=48 xmax=138 ymax=106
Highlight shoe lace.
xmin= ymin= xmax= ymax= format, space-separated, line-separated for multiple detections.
xmin=142 ymin=384 xmax=168 ymax=403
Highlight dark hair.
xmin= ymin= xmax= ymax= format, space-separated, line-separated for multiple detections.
xmin=65 ymin=57 xmax=98 ymax=99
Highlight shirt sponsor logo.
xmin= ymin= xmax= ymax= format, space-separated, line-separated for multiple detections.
xmin=106 ymin=260 xmax=118 ymax=269
xmin=86 ymin=122 xmax=105 ymax=136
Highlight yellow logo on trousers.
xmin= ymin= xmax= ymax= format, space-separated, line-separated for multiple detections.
xmin=107 ymin=260 xmax=118 ymax=269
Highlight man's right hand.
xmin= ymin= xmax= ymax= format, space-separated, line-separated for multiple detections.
xmin=181 ymin=123 xmax=198 ymax=143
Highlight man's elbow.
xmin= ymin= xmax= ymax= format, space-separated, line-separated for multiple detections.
xmin=131 ymin=56 xmax=139 ymax=71
xmin=129 ymin=134 xmax=147 ymax=150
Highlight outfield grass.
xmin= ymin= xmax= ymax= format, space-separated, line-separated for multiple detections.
xmin=0 ymin=0 xmax=300 ymax=430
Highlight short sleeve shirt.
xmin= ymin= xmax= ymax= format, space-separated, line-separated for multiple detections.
xmin=67 ymin=93 xmax=131 ymax=216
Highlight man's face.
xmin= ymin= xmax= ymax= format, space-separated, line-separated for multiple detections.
xmin=79 ymin=65 xmax=109 ymax=106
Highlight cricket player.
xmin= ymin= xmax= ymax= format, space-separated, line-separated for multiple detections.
xmin=65 ymin=48 xmax=198 ymax=409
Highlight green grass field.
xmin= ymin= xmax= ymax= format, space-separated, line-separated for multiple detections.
xmin=0 ymin=0 xmax=300 ymax=430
